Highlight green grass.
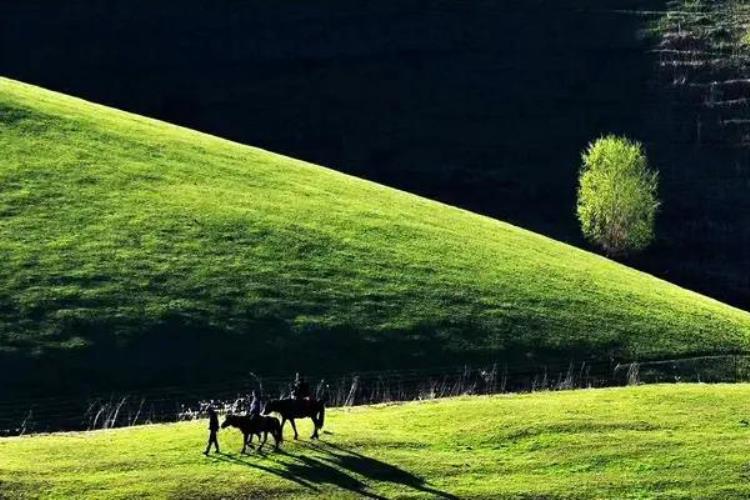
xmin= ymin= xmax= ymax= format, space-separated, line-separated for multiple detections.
xmin=2 ymin=77 xmax=750 ymax=394
xmin=656 ymin=1 xmax=750 ymax=55
xmin=2 ymin=384 xmax=750 ymax=498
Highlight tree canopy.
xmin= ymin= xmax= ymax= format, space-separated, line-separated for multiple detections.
xmin=576 ymin=135 xmax=659 ymax=257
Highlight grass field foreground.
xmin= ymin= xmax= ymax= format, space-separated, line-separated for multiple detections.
xmin=2 ymin=385 xmax=750 ymax=498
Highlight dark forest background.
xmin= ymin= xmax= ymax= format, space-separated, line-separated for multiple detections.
xmin=2 ymin=0 xmax=749 ymax=309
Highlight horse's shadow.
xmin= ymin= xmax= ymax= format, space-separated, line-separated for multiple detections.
xmin=212 ymin=452 xmax=319 ymax=492
xmin=309 ymin=442 xmax=457 ymax=499
xmin=212 ymin=450 xmax=382 ymax=498
xmin=211 ymin=443 xmax=456 ymax=499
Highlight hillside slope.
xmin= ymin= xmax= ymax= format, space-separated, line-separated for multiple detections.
xmin=3 ymin=385 xmax=750 ymax=498
xmin=9 ymin=0 xmax=750 ymax=312
xmin=1 ymin=78 xmax=750 ymax=396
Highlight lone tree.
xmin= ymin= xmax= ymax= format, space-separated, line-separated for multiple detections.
xmin=576 ymin=135 xmax=659 ymax=257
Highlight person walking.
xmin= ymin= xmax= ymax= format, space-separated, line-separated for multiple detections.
xmin=204 ymin=407 xmax=220 ymax=455
xmin=248 ymin=390 xmax=261 ymax=418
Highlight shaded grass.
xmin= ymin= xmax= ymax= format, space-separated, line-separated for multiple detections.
xmin=3 ymin=385 xmax=750 ymax=498
xmin=1 ymin=77 xmax=750 ymax=395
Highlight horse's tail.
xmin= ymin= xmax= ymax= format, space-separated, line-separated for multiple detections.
xmin=274 ymin=419 xmax=283 ymax=443
xmin=316 ymin=403 xmax=325 ymax=429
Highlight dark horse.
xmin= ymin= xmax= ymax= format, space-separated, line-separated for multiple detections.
xmin=263 ymin=398 xmax=325 ymax=440
xmin=221 ymin=414 xmax=283 ymax=453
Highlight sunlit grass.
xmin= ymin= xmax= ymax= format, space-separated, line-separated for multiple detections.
xmin=2 ymin=385 xmax=750 ymax=498
xmin=1 ymin=77 xmax=750 ymax=394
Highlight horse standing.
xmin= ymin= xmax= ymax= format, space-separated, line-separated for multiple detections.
xmin=221 ymin=414 xmax=283 ymax=453
xmin=263 ymin=398 xmax=325 ymax=440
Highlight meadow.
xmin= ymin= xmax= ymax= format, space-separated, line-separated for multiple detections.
xmin=2 ymin=384 xmax=750 ymax=498
xmin=3 ymin=5 xmax=750 ymax=498
xmin=2 ymin=78 xmax=750 ymax=397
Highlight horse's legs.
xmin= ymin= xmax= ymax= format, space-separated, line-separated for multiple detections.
xmin=273 ymin=428 xmax=280 ymax=450
xmin=311 ymin=417 xmax=319 ymax=439
xmin=259 ymin=431 xmax=268 ymax=452
xmin=241 ymin=432 xmax=248 ymax=454
xmin=289 ymin=418 xmax=299 ymax=440
xmin=280 ymin=417 xmax=287 ymax=440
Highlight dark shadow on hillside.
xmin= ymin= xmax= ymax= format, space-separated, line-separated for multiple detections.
xmin=211 ymin=452 xmax=319 ymax=492
xmin=209 ymin=443 xmax=456 ymax=498
xmin=211 ymin=450 xmax=385 ymax=498
xmin=309 ymin=442 xmax=458 ymax=499
xmin=0 ymin=311 xmax=627 ymax=400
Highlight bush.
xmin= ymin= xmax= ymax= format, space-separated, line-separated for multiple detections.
xmin=576 ymin=135 xmax=659 ymax=257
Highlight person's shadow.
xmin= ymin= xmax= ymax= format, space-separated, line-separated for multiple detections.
xmin=210 ymin=444 xmax=456 ymax=499
xmin=211 ymin=450 xmax=384 ymax=498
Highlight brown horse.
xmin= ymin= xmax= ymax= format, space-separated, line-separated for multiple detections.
xmin=263 ymin=398 xmax=325 ymax=440
xmin=221 ymin=414 xmax=282 ymax=453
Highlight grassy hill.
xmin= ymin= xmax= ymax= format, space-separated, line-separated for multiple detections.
xmin=2 ymin=385 xmax=750 ymax=498
xmin=8 ymin=0 xmax=750 ymax=312
xmin=2 ymin=77 xmax=750 ymax=397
